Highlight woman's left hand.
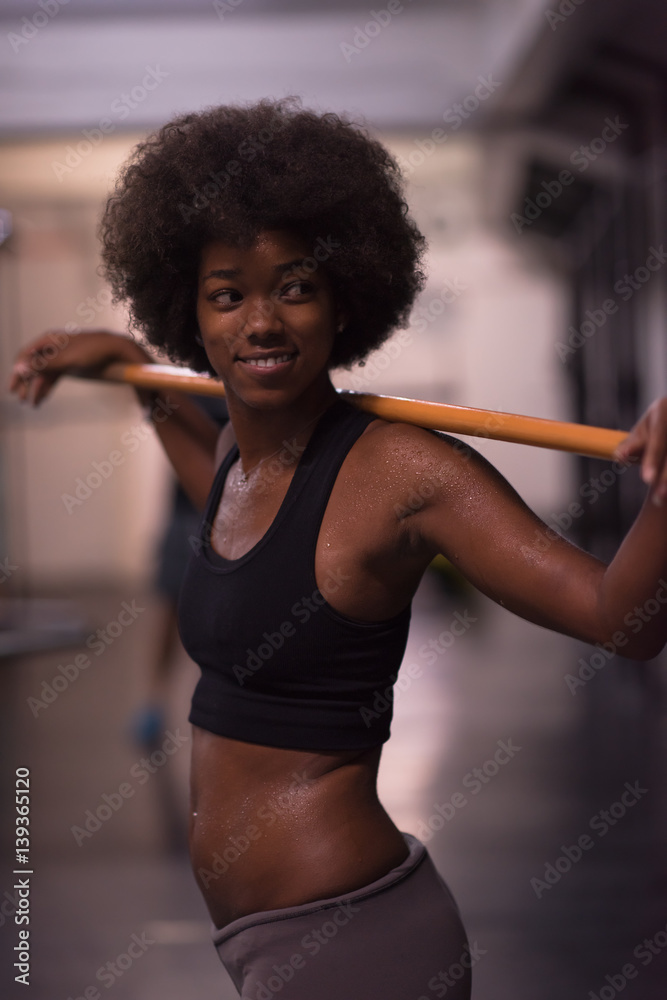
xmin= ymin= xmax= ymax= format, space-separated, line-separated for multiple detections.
xmin=614 ymin=397 xmax=667 ymax=506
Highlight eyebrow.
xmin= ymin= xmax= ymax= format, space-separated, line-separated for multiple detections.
xmin=201 ymin=259 xmax=312 ymax=281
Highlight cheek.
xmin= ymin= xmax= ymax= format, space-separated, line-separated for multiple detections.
xmin=299 ymin=319 xmax=334 ymax=359
xmin=196 ymin=307 xmax=238 ymax=353
xmin=195 ymin=297 xmax=211 ymax=336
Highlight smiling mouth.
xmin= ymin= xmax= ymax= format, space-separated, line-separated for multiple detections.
xmin=239 ymin=353 xmax=296 ymax=369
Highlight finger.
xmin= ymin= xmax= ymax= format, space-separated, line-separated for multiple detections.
xmin=31 ymin=371 xmax=59 ymax=406
xmin=9 ymin=362 xmax=35 ymax=400
xmin=10 ymin=350 xmax=44 ymax=381
xmin=647 ymin=432 xmax=667 ymax=507
xmin=24 ymin=372 xmax=41 ymax=406
xmin=24 ymin=374 xmax=40 ymax=406
xmin=640 ymin=405 xmax=667 ymax=486
xmin=10 ymin=341 xmax=62 ymax=396
xmin=8 ymin=363 xmax=54 ymax=406
xmin=613 ymin=426 xmax=646 ymax=466
xmin=653 ymin=468 xmax=667 ymax=507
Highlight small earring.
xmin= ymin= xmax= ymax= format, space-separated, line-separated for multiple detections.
xmin=337 ymin=321 xmax=345 ymax=333
xmin=195 ymin=334 xmax=204 ymax=346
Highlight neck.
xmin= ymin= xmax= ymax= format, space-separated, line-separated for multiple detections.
xmin=225 ymin=376 xmax=339 ymax=474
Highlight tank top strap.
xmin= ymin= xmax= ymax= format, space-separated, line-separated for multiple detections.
xmin=200 ymin=440 xmax=239 ymax=539
xmin=197 ymin=395 xmax=377 ymax=566
xmin=287 ymin=396 xmax=378 ymax=536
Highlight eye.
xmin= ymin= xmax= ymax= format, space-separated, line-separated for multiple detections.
xmin=210 ymin=288 xmax=243 ymax=306
xmin=281 ymin=280 xmax=313 ymax=299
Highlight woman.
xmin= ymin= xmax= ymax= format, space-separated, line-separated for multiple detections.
xmin=9 ymin=98 xmax=667 ymax=999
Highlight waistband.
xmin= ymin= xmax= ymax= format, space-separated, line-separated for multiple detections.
xmin=211 ymin=832 xmax=426 ymax=948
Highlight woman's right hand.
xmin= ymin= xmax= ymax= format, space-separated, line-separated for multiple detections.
xmin=8 ymin=329 xmax=152 ymax=407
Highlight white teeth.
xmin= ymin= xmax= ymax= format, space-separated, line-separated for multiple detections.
xmin=245 ymin=354 xmax=292 ymax=368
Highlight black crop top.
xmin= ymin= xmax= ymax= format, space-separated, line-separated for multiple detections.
xmin=177 ymin=397 xmax=412 ymax=751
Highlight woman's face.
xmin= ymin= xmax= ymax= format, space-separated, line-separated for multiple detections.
xmin=196 ymin=229 xmax=343 ymax=410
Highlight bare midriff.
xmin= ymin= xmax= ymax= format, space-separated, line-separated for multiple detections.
xmin=189 ymin=726 xmax=409 ymax=929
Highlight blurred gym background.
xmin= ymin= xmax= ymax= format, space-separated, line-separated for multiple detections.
xmin=0 ymin=1 xmax=665 ymax=997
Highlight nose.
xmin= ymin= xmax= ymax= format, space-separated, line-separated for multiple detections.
xmin=240 ymin=294 xmax=283 ymax=337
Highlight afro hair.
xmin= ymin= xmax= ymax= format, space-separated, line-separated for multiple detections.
xmin=100 ymin=97 xmax=427 ymax=373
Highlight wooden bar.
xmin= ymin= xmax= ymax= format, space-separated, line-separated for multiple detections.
xmin=99 ymin=361 xmax=628 ymax=460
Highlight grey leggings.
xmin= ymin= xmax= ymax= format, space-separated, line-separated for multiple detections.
xmin=212 ymin=833 xmax=472 ymax=999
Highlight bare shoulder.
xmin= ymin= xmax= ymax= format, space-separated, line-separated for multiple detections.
xmin=352 ymin=416 xmax=526 ymax=515
xmin=357 ymin=416 xmax=458 ymax=456
xmin=354 ymin=416 xmax=486 ymax=482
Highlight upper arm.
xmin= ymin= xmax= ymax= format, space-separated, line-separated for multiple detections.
xmin=390 ymin=424 xmax=609 ymax=643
